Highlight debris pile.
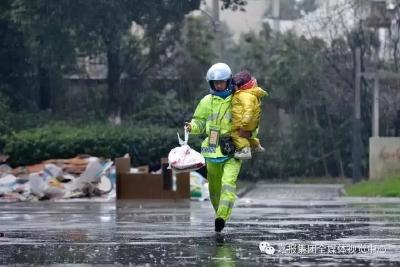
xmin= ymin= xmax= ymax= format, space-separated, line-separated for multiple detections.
xmin=0 ymin=155 xmax=114 ymax=202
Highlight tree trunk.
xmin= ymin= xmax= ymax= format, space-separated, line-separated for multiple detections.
xmin=394 ymin=41 xmax=399 ymax=72
xmin=38 ymin=67 xmax=51 ymax=111
xmin=304 ymin=109 xmax=314 ymax=176
xmin=313 ymin=107 xmax=329 ymax=177
xmin=327 ymin=114 xmax=345 ymax=177
xmin=106 ymin=41 xmax=121 ymax=125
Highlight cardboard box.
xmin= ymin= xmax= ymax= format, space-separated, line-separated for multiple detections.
xmin=115 ymin=156 xmax=189 ymax=199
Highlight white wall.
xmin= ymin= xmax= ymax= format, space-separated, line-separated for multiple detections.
xmin=202 ymin=0 xmax=270 ymax=41
xmin=370 ymin=137 xmax=400 ymax=179
xmin=201 ymin=0 xmax=350 ymax=42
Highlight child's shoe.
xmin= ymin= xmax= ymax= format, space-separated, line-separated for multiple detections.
xmin=252 ymin=144 xmax=265 ymax=153
xmin=234 ymin=147 xmax=252 ymax=160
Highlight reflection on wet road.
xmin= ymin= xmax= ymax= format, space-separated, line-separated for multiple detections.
xmin=1 ymin=183 xmax=400 ymax=266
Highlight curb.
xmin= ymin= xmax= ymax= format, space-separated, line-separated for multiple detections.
xmin=237 ymin=183 xmax=346 ymax=199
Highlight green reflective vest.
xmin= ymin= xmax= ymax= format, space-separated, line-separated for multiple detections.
xmin=190 ymin=94 xmax=232 ymax=158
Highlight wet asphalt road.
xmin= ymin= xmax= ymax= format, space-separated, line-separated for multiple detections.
xmin=1 ymin=183 xmax=400 ymax=266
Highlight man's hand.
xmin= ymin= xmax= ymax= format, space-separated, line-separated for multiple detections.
xmin=238 ymin=128 xmax=252 ymax=138
xmin=184 ymin=122 xmax=192 ymax=132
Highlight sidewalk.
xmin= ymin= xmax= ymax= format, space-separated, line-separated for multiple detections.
xmin=242 ymin=183 xmax=345 ymax=200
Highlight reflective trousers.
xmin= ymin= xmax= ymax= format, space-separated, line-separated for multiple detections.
xmin=206 ymin=158 xmax=242 ymax=221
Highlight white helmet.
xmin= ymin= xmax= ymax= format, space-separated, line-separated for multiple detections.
xmin=206 ymin=63 xmax=232 ymax=82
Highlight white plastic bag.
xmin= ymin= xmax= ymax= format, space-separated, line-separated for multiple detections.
xmin=29 ymin=172 xmax=66 ymax=198
xmin=77 ymin=158 xmax=104 ymax=184
xmin=42 ymin=164 xmax=63 ymax=179
xmin=168 ymin=127 xmax=205 ymax=173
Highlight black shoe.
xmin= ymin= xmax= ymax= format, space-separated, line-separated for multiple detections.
xmin=215 ymin=218 xmax=225 ymax=232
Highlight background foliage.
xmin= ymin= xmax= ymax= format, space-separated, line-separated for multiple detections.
xmin=1 ymin=0 xmax=399 ymax=179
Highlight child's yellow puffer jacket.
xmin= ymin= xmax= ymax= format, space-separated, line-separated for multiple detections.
xmin=232 ymin=86 xmax=268 ymax=131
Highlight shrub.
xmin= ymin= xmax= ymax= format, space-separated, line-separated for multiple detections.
xmin=4 ymin=123 xmax=197 ymax=167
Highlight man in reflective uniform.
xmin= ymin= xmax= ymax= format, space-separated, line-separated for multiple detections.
xmin=185 ymin=63 xmax=248 ymax=232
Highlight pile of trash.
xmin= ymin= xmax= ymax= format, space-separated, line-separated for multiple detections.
xmin=0 ymin=153 xmax=211 ymax=202
xmin=0 ymin=155 xmax=114 ymax=202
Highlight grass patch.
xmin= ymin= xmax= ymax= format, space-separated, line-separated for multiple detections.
xmin=345 ymin=175 xmax=400 ymax=197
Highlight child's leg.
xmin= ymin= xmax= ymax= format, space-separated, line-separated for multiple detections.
xmin=231 ymin=130 xmax=250 ymax=150
xmin=249 ymin=137 xmax=260 ymax=148
xmin=249 ymin=137 xmax=265 ymax=153
xmin=232 ymin=130 xmax=252 ymax=160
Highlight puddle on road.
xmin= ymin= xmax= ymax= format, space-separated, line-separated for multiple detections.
xmin=0 ymin=200 xmax=399 ymax=265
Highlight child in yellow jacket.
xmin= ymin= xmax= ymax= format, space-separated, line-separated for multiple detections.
xmin=231 ymin=71 xmax=268 ymax=160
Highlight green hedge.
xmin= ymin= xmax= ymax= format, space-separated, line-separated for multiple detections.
xmin=4 ymin=124 xmax=201 ymax=167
